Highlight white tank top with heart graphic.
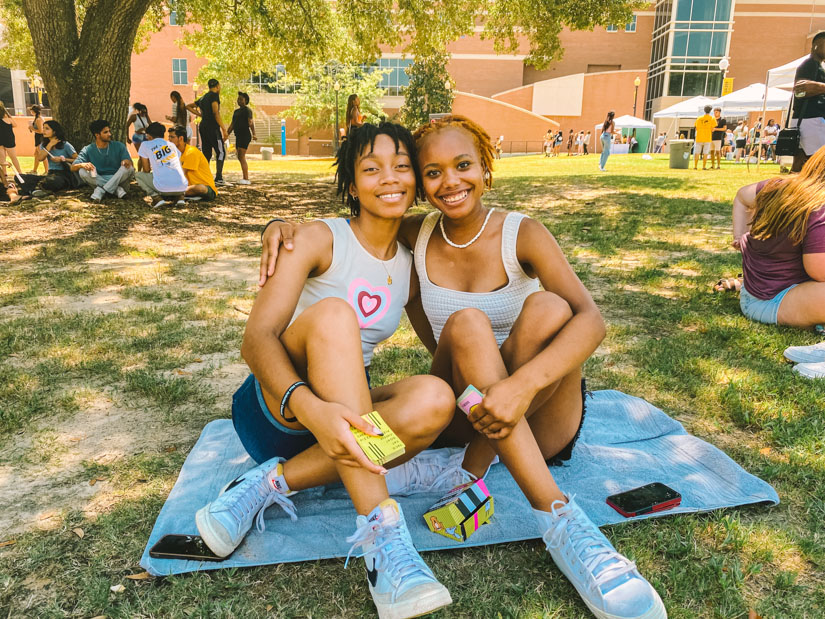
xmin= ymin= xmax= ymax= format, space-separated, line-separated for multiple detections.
xmin=289 ymin=218 xmax=412 ymax=366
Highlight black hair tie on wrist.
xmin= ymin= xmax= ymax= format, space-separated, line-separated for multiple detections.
xmin=261 ymin=218 xmax=287 ymax=243
xmin=280 ymin=381 xmax=307 ymax=423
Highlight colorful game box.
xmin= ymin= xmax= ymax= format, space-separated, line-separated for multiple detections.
xmin=456 ymin=384 xmax=483 ymax=415
xmin=424 ymin=479 xmax=494 ymax=542
xmin=350 ymin=410 xmax=405 ymax=466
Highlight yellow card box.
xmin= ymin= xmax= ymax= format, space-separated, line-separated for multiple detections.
xmin=350 ymin=410 xmax=405 ymax=466
xmin=424 ymin=479 xmax=494 ymax=542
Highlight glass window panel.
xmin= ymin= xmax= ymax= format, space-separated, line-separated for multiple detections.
xmin=687 ymin=31 xmax=712 ymax=56
xmin=668 ymin=72 xmax=684 ymax=96
xmin=606 ymin=24 xmax=619 ymax=31
xmin=711 ymin=32 xmax=727 ymax=56
xmin=706 ymin=71 xmax=722 ymax=95
xmin=690 ymin=22 xmax=713 ymax=29
xmin=691 ymin=0 xmax=715 ymax=21
xmin=673 ymin=31 xmax=688 ymax=56
xmin=625 ymin=16 xmax=637 ymax=32
xmin=683 ymin=71 xmax=707 ymax=96
xmin=676 ymin=0 xmax=692 ymax=21
xmin=715 ymin=0 xmax=731 ymax=20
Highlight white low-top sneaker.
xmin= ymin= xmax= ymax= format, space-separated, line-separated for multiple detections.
xmin=384 ymin=448 xmax=473 ymax=496
xmin=536 ymin=496 xmax=667 ymax=619
xmin=346 ymin=499 xmax=452 ymax=619
xmin=784 ymin=342 xmax=825 ymax=364
xmin=793 ymin=361 xmax=825 ymax=379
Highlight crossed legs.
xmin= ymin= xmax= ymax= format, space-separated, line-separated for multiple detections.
xmin=430 ymin=291 xmax=581 ymax=511
xmin=263 ymin=297 xmax=454 ymax=514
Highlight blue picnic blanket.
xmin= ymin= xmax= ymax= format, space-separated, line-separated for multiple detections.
xmin=140 ymin=390 xmax=779 ymax=576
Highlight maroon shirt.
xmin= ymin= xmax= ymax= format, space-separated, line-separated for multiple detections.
xmin=741 ymin=180 xmax=825 ymax=299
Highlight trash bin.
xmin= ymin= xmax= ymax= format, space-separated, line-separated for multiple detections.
xmin=261 ymin=147 xmax=274 ymax=161
xmin=668 ymin=140 xmax=693 ymax=169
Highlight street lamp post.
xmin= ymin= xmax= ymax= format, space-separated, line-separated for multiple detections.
xmin=444 ymin=78 xmax=453 ymax=113
xmin=633 ymin=76 xmax=641 ymax=117
xmin=333 ymin=80 xmax=341 ymax=154
xmin=718 ymin=58 xmax=730 ymax=95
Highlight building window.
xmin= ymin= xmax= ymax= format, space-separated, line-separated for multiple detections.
xmin=169 ymin=1 xmax=182 ymax=25
xmin=373 ymin=58 xmax=412 ymax=96
xmin=625 ymin=15 xmax=637 ymax=32
xmin=170 ymin=11 xmax=178 ymax=25
xmin=606 ymin=24 xmax=619 ymax=32
xmin=172 ymin=59 xmax=188 ymax=85
xmin=247 ymin=66 xmax=301 ymax=94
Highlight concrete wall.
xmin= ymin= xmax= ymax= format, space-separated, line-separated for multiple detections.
xmin=491 ymin=84 xmax=533 ymax=110
xmin=9 ymin=115 xmax=42 ymax=157
xmin=451 ymin=91 xmax=559 ymax=152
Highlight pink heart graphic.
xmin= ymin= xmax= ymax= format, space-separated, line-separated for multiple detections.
xmin=359 ymin=292 xmax=380 ymax=317
xmin=348 ymin=278 xmax=391 ymax=328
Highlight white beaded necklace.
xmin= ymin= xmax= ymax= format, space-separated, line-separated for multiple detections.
xmin=439 ymin=208 xmax=495 ymax=249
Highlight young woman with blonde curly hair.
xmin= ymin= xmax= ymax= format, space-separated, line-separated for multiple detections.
xmin=261 ymin=115 xmax=666 ymax=619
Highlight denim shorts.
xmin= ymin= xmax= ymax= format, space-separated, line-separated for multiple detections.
xmin=232 ymin=370 xmax=372 ymax=465
xmin=739 ymin=283 xmax=797 ymax=325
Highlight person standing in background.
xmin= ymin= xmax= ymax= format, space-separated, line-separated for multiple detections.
xmin=599 ymin=111 xmax=615 ymax=171
xmin=693 ymin=105 xmax=716 ymax=170
xmin=566 ymin=129 xmax=574 ymax=155
xmin=734 ymin=120 xmax=748 ymax=163
xmin=126 ymin=103 xmax=151 ymax=156
xmin=28 ymin=104 xmax=45 ymax=174
xmin=0 ymin=102 xmax=25 ymax=184
xmin=228 ymin=91 xmax=256 ymax=185
xmin=188 ymin=78 xmax=229 ymax=185
xmin=792 ymin=32 xmax=825 ymax=172
xmin=583 ymin=130 xmax=591 ymax=155
xmin=710 ymin=107 xmax=727 ymax=170
xmin=167 ymin=91 xmax=192 ymax=140
xmin=495 ymin=135 xmax=503 ymax=159
xmin=345 ymin=94 xmax=364 ymax=137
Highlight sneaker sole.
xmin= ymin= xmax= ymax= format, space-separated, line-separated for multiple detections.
xmin=195 ymin=504 xmax=236 ymax=558
xmin=583 ymin=591 xmax=667 ymax=619
xmin=373 ymin=584 xmax=452 ymax=619
xmin=783 ymin=350 xmax=825 ymax=364
xmin=792 ymin=364 xmax=825 ymax=379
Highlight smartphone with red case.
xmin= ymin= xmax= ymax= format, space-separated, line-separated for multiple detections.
xmin=606 ymin=483 xmax=681 ymax=517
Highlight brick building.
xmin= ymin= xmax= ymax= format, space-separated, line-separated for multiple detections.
xmin=5 ymin=0 xmax=825 ymax=156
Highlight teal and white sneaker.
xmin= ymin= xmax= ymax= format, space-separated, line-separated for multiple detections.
xmin=384 ymin=448 xmax=475 ymax=496
xmin=537 ymin=496 xmax=667 ymax=619
xmin=346 ymin=499 xmax=452 ymax=619
xmin=195 ymin=456 xmax=297 ymax=558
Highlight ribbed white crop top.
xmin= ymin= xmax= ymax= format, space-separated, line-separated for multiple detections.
xmin=290 ymin=218 xmax=412 ymax=366
xmin=413 ymin=211 xmax=541 ymax=345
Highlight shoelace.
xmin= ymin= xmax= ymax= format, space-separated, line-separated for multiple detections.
xmin=224 ymin=477 xmax=297 ymax=533
xmin=425 ymin=465 xmax=473 ymax=494
xmin=344 ymin=518 xmax=433 ymax=602
xmin=404 ymin=451 xmax=468 ymax=492
xmin=543 ymin=497 xmax=636 ymax=594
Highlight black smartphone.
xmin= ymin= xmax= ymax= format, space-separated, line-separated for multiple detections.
xmin=606 ymin=482 xmax=681 ymax=517
xmin=149 ymin=534 xmax=226 ymax=562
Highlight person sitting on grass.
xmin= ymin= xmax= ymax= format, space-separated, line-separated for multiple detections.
xmin=31 ymin=120 xmax=79 ymax=198
xmin=0 ymin=163 xmax=22 ymax=204
xmin=195 ymin=122 xmax=455 ymax=619
xmin=733 ymin=144 xmax=825 ymax=331
xmin=166 ymin=124 xmax=218 ymax=202
xmin=70 ymin=119 xmax=134 ymax=202
xmin=135 ymin=122 xmax=189 ymax=208
xmin=261 ymin=115 xmax=667 ymax=619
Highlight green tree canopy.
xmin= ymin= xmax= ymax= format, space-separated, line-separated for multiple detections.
xmin=399 ymin=54 xmax=454 ymax=130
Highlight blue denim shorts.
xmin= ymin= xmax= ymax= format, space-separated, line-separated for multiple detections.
xmin=231 ymin=374 xmax=318 ymax=465
xmin=232 ymin=370 xmax=372 ymax=465
xmin=739 ymin=283 xmax=797 ymax=325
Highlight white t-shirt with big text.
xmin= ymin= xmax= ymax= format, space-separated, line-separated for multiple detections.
xmin=138 ymin=138 xmax=188 ymax=193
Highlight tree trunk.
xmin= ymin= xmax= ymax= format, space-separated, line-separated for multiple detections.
xmin=22 ymin=0 xmax=154 ymax=148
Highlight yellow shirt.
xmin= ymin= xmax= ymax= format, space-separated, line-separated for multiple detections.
xmin=180 ymin=144 xmax=217 ymax=194
xmin=694 ymin=115 xmax=716 ymax=143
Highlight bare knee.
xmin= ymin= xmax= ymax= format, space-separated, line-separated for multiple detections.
xmin=441 ymin=308 xmax=492 ymax=342
xmin=523 ymin=291 xmax=573 ymax=328
xmin=300 ymin=297 xmax=360 ymax=338
xmin=395 ymin=375 xmax=455 ymax=438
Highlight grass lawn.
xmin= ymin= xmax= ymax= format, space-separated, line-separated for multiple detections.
xmin=1 ymin=153 xmax=823 ymax=617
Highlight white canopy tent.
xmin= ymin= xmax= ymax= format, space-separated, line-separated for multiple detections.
xmin=709 ymin=83 xmax=792 ymax=113
xmin=766 ymin=56 xmax=807 ymax=89
xmin=594 ymin=115 xmax=655 ymax=153
xmin=652 ymin=96 xmax=714 ymax=140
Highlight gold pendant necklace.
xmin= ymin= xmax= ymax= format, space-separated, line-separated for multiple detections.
xmin=353 ymin=223 xmax=395 ymax=285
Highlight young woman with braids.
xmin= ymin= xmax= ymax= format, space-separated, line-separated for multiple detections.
xmin=261 ymin=115 xmax=666 ymax=619
xmin=196 ymin=122 xmax=455 ymax=619
xmin=733 ymin=145 xmax=825 ymax=329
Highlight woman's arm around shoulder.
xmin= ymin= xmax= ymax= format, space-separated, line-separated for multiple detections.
xmin=398 ymin=213 xmax=427 ymax=250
